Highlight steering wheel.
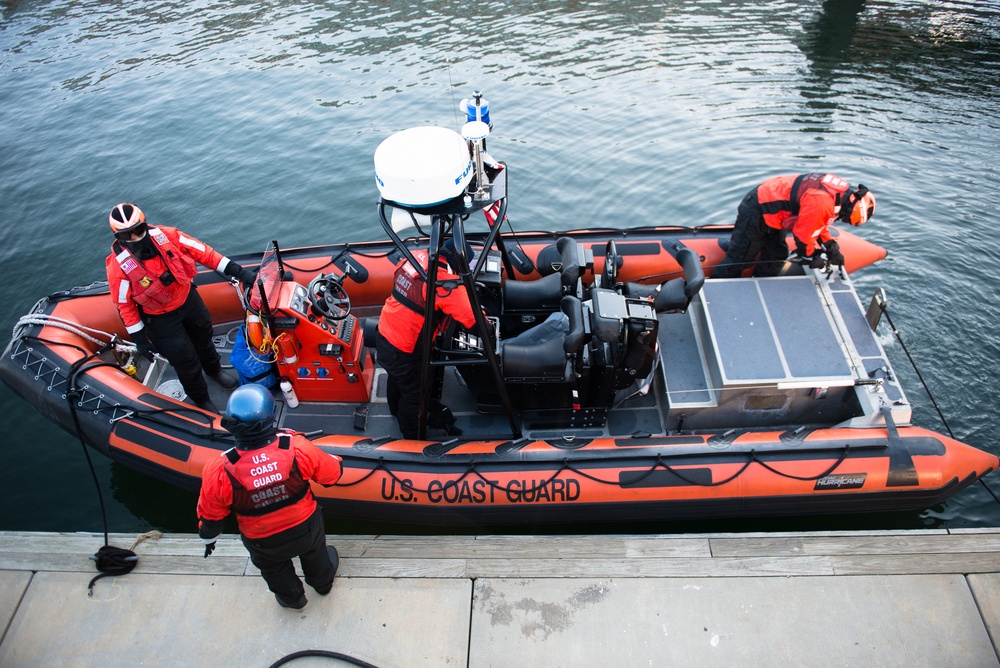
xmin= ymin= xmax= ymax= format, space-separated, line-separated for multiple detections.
xmin=307 ymin=274 xmax=351 ymax=321
xmin=603 ymin=240 xmax=621 ymax=287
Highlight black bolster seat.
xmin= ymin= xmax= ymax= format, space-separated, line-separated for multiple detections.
xmin=501 ymin=296 xmax=585 ymax=380
xmin=623 ymin=247 xmax=706 ymax=313
xmin=503 ymin=271 xmax=563 ymax=311
xmin=503 ymin=237 xmax=583 ymax=311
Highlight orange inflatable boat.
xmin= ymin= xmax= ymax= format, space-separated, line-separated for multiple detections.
xmin=2 ymin=115 xmax=995 ymax=526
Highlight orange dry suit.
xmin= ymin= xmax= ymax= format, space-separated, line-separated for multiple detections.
xmin=756 ymin=173 xmax=851 ymax=255
xmin=105 ymin=225 xmax=230 ymax=335
xmin=377 ymin=249 xmax=477 ymax=353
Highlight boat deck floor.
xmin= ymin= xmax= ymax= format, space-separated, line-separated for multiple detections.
xmin=227 ymin=363 xmax=667 ymax=443
xmin=183 ymin=272 xmax=902 ymax=440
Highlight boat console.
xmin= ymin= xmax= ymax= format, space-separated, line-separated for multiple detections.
xmin=241 ymin=247 xmax=375 ymax=404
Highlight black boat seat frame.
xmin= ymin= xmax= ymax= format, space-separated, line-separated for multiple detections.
xmin=501 ymin=296 xmax=586 ymax=382
xmin=502 ymin=237 xmax=593 ymax=328
xmin=622 ymin=247 xmax=705 ymax=314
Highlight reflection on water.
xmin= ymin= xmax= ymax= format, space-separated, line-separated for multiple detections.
xmin=1 ymin=0 xmax=999 ymax=533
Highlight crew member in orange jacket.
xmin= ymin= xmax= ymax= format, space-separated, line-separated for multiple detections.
xmin=713 ymin=174 xmax=876 ymax=278
xmin=197 ymin=384 xmax=343 ymax=609
xmin=375 ymin=238 xmax=476 ymax=439
xmin=105 ymin=203 xmax=257 ymax=413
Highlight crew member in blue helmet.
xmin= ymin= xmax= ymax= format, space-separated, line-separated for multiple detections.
xmin=196 ymin=384 xmax=343 ymax=609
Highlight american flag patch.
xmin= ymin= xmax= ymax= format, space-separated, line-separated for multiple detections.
xmin=121 ymin=258 xmax=139 ymax=273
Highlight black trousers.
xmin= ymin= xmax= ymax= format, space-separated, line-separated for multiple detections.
xmin=241 ymin=506 xmax=335 ymax=602
xmin=714 ymin=189 xmax=789 ymax=279
xmin=375 ymin=330 xmax=454 ymax=439
xmin=144 ymin=286 xmax=220 ymax=403
xmin=376 ymin=331 xmax=423 ymax=439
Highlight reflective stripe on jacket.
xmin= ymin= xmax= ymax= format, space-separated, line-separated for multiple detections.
xmin=105 ymin=225 xmax=229 ymax=332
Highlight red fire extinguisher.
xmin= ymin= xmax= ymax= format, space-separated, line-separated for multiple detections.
xmin=275 ymin=332 xmax=299 ymax=365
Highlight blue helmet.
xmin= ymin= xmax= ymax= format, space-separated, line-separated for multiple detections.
xmin=224 ymin=384 xmax=275 ymax=423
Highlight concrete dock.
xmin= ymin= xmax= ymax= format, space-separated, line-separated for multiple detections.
xmin=2 ymin=528 xmax=1000 ymax=667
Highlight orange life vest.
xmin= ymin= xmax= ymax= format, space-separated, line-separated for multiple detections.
xmin=379 ymin=250 xmax=475 ymax=353
xmin=757 ymin=173 xmax=849 ymax=229
xmin=111 ymin=226 xmax=199 ymax=309
xmin=221 ymin=434 xmax=312 ymax=518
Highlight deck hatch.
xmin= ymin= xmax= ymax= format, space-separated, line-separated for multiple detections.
xmin=702 ymin=277 xmax=853 ymax=385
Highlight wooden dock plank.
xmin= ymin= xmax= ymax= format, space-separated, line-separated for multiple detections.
xmin=341 ymin=558 xmax=470 ymax=578
xmin=832 ymin=553 xmax=1000 ymax=576
xmin=711 ymin=533 xmax=1000 ymax=558
xmin=346 ymin=535 xmax=710 ymax=559
xmin=0 ymin=553 xmax=253 ymax=577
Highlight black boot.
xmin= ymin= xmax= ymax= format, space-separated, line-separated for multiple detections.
xmin=207 ymin=369 xmax=238 ymax=390
xmin=428 ymin=404 xmax=462 ymax=436
xmin=314 ymin=545 xmax=340 ymax=595
xmin=195 ymin=398 xmax=220 ymax=414
xmin=275 ymin=592 xmax=307 ymax=609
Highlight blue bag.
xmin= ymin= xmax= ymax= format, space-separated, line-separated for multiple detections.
xmin=229 ymin=326 xmax=277 ymax=389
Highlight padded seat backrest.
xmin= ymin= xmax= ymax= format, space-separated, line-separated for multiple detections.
xmin=555 ymin=237 xmax=582 ymax=287
xmin=561 ymin=295 xmax=585 ymax=354
xmin=623 ymin=247 xmax=706 ymax=314
xmin=500 ymin=295 xmax=585 ymax=380
xmin=504 ymin=271 xmax=563 ymax=311
xmin=503 ymin=237 xmax=586 ymax=311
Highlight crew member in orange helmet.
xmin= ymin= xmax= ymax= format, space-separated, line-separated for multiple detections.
xmin=375 ymin=238 xmax=476 ymax=439
xmin=713 ymin=173 xmax=876 ymax=278
xmin=197 ymin=384 xmax=342 ymax=610
xmin=105 ymin=203 xmax=257 ymax=413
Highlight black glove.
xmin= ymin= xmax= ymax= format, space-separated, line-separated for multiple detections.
xmin=225 ymin=261 xmax=258 ymax=287
xmin=132 ymin=329 xmax=155 ymax=361
xmin=204 ymin=541 xmax=216 ymax=558
xmin=823 ymin=240 xmax=845 ymax=266
xmin=789 ymin=251 xmax=825 ymax=269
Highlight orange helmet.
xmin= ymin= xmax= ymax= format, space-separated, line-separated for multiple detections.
xmin=846 ymin=186 xmax=875 ymax=225
xmin=108 ymin=203 xmax=146 ymax=236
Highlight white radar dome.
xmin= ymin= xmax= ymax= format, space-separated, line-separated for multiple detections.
xmin=374 ymin=126 xmax=473 ymax=207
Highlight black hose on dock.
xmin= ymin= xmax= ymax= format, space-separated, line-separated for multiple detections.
xmin=268 ymin=649 xmax=381 ymax=668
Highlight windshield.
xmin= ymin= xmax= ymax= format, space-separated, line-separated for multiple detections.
xmin=248 ymin=241 xmax=283 ymax=313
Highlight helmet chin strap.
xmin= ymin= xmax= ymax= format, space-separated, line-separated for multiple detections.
xmin=221 ymin=416 xmax=277 ymax=448
xmin=837 ymin=188 xmax=856 ymax=222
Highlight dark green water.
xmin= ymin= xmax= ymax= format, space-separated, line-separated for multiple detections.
xmin=2 ymin=1 xmax=999 ymax=535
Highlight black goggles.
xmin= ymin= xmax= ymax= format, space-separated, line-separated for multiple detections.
xmin=115 ymin=222 xmax=148 ymax=241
